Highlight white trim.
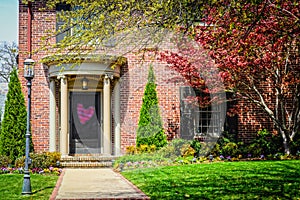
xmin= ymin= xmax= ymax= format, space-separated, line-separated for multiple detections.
xmin=48 ymin=62 xmax=120 ymax=78
xmin=49 ymin=79 xmax=56 ymax=152
xmin=113 ymin=80 xmax=121 ymax=156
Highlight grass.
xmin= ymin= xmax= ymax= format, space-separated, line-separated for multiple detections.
xmin=122 ymin=160 xmax=300 ymax=199
xmin=0 ymin=174 xmax=58 ymax=200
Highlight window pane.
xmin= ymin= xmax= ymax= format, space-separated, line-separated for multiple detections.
xmin=56 ymin=3 xmax=71 ymax=43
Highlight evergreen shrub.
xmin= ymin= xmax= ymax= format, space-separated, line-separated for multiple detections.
xmin=136 ymin=65 xmax=167 ymax=149
xmin=0 ymin=69 xmax=28 ymax=162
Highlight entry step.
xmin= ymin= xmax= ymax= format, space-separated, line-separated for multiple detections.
xmin=60 ymin=155 xmax=120 ymax=168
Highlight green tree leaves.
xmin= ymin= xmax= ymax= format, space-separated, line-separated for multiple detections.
xmin=137 ymin=65 xmax=167 ymax=148
xmin=0 ymin=69 xmax=28 ymax=161
xmin=36 ymin=0 xmax=218 ymax=63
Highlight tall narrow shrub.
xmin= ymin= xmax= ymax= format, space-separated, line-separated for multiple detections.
xmin=0 ymin=69 xmax=27 ymax=161
xmin=137 ymin=65 xmax=167 ymax=148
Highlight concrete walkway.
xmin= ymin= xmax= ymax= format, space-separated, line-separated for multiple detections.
xmin=50 ymin=168 xmax=149 ymax=200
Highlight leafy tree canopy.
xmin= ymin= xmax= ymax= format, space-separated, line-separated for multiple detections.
xmin=160 ymin=0 xmax=299 ymax=154
xmin=23 ymin=0 xmax=220 ymax=63
xmin=23 ymin=0 xmax=298 ymax=63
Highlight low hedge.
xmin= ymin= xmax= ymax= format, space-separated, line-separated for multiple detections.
xmin=14 ymin=152 xmax=61 ymax=169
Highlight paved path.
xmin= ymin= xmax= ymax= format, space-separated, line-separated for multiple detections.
xmin=50 ymin=168 xmax=149 ymax=200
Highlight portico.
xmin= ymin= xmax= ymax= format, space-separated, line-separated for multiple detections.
xmin=46 ymin=57 xmax=123 ymax=156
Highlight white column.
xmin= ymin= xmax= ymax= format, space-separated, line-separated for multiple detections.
xmin=60 ymin=75 xmax=68 ymax=156
xmin=49 ymin=79 xmax=56 ymax=152
xmin=114 ymin=80 xmax=121 ymax=156
xmin=103 ymin=74 xmax=111 ymax=155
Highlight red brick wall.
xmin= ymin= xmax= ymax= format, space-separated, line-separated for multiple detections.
xmin=237 ymin=82 xmax=275 ymax=143
xmin=118 ymin=53 xmax=183 ymax=153
xmin=19 ymin=1 xmax=56 ymax=152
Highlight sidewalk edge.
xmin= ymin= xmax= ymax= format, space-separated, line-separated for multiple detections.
xmin=115 ymin=170 xmax=150 ymax=200
xmin=49 ymin=168 xmax=66 ymax=200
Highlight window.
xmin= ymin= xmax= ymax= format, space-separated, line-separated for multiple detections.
xmin=56 ymin=4 xmax=91 ymax=44
xmin=56 ymin=3 xmax=71 ymax=43
xmin=180 ymin=86 xmax=225 ymax=140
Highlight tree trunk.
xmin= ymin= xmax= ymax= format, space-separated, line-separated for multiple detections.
xmin=283 ymin=139 xmax=291 ymax=155
xmin=278 ymin=128 xmax=291 ymax=155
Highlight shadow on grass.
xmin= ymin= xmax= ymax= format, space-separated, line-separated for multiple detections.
xmin=32 ymin=186 xmax=55 ymax=194
xmin=122 ymin=160 xmax=300 ymax=199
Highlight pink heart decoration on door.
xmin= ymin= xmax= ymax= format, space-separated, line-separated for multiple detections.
xmin=77 ymin=103 xmax=95 ymax=124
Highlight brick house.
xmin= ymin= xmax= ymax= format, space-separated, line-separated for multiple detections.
xmin=18 ymin=1 xmax=273 ymax=159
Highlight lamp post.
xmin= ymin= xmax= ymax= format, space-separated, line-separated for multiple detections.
xmin=22 ymin=58 xmax=35 ymax=195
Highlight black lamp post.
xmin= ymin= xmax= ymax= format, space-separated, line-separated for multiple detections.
xmin=22 ymin=58 xmax=35 ymax=195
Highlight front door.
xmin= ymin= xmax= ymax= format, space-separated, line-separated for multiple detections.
xmin=69 ymin=92 xmax=101 ymax=154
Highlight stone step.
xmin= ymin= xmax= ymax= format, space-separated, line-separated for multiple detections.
xmin=59 ymin=155 xmax=120 ymax=168
xmin=61 ymin=161 xmax=113 ymax=168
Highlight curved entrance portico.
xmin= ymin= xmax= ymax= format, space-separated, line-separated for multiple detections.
xmin=47 ymin=57 xmax=123 ymax=156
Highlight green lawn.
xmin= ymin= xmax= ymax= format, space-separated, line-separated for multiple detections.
xmin=122 ymin=160 xmax=300 ymax=199
xmin=0 ymin=174 xmax=58 ymax=200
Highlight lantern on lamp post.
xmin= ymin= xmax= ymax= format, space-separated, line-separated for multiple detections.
xmin=22 ymin=58 xmax=35 ymax=195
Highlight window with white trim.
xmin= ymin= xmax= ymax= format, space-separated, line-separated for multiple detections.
xmin=180 ymin=86 xmax=225 ymax=140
